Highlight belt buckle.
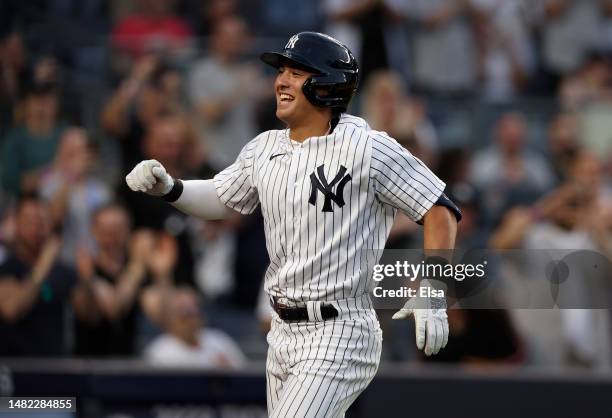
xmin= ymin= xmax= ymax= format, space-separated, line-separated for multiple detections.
xmin=271 ymin=296 xmax=284 ymax=309
xmin=273 ymin=297 xmax=304 ymax=309
xmin=276 ymin=297 xmax=291 ymax=306
xmin=271 ymin=296 xmax=291 ymax=313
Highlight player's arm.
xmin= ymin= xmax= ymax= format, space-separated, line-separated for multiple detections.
xmin=125 ymin=159 xmax=229 ymax=220
xmin=392 ymin=202 xmax=458 ymax=356
xmin=422 ymin=204 xmax=457 ymax=250
xmin=369 ymin=133 xmax=461 ymax=356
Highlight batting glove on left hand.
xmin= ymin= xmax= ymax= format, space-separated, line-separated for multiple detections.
xmin=392 ymin=284 xmax=449 ymax=356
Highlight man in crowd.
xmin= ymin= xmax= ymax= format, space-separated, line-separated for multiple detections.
xmin=0 ymin=196 xmax=96 ymax=356
xmin=145 ymin=286 xmax=245 ymax=368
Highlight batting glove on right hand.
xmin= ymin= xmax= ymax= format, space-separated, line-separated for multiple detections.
xmin=125 ymin=159 xmax=174 ymax=196
xmin=392 ymin=288 xmax=449 ymax=356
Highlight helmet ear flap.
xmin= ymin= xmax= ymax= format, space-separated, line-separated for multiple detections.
xmin=302 ymin=73 xmax=356 ymax=110
xmin=302 ymin=77 xmax=326 ymax=108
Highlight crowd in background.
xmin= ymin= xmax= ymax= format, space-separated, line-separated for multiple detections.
xmin=0 ymin=0 xmax=611 ymax=371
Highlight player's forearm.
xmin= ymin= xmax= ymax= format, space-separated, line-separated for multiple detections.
xmin=422 ymin=205 xmax=457 ymax=251
xmin=169 ymin=179 xmax=228 ymax=220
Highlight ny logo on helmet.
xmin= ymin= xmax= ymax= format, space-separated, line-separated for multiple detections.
xmin=309 ymin=165 xmax=352 ymax=212
xmin=285 ymin=35 xmax=299 ymax=49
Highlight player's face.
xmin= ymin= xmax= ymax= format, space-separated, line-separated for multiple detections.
xmin=274 ymin=65 xmax=317 ymax=124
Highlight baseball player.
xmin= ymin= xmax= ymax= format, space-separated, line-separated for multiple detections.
xmin=126 ymin=32 xmax=460 ymax=417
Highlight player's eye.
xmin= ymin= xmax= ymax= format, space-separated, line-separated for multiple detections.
xmin=292 ymin=71 xmax=303 ymax=77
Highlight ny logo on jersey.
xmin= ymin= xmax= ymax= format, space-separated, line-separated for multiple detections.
xmin=285 ymin=34 xmax=299 ymax=49
xmin=309 ymin=164 xmax=352 ymax=212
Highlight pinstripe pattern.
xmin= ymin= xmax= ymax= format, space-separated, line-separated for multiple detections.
xmin=213 ymin=114 xmax=445 ymax=302
xmin=266 ymin=298 xmax=382 ymax=418
xmin=213 ymin=114 xmax=445 ymax=416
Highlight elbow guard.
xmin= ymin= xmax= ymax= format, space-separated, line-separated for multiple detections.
xmin=435 ymin=192 xmax=462 ymax=222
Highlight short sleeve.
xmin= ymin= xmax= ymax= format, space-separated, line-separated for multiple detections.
xmin=213 ymin=136 xmax=260 ymax=214
xmin=370 ymin=132 xmax=445 ymax=222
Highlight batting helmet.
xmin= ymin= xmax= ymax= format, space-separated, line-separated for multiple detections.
xmin=260 ymin=32 xmax=359 ymax=111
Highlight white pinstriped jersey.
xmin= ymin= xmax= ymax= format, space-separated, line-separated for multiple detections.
xmin=213 ymin=114 xmax=445 ymax=303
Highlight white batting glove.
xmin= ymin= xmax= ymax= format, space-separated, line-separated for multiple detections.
xmin=392 ymin=284 xmax=449 ymax=356
xmin=125 ymin=159 xmax=174 ymax=196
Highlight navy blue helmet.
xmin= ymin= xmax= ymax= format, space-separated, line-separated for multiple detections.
xmin=260 ymin=32 xmax=359 ymax=112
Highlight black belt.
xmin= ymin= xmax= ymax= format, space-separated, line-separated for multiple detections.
xmin=270 ymin=297 xmax=338 ymax=322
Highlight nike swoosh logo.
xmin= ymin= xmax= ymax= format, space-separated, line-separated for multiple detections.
xmin=269 ymin=153 xmax=287 ymax=161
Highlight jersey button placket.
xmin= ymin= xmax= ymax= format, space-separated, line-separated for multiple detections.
xmin=288 ymin=143 xmax=302 ymax=259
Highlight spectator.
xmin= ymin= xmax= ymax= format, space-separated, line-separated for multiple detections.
xmin=490 ymin=152 xmax=612 ymax=253
xmin=101 ymin=54 xmax=190 ymax=173
xmin=470 ymin=112 xmax=555 ymax=222
xmin=73 ymin=205 xmax=152 ymax=356
xmin=194 ymin=216 xmax=238 ymax=302
xmin=0 ymin=30 xmax=28 ymax=134
xmin=535 ymin=0 xmax=602 ymax=89
xmin=408 ymin=0 xmax=479 ymax=95
xmin=145 ymin=286 xmax=246 ymax=368
xmin=187 ymin=0 xmax=240 ymax=37
xmin=188 ymin=16 xmax=267 ymax=170
xmin=599 ymin=0 xmax=612 ymax=51
xmin=40 ymin=128 xmax=112 ymax=263
xmin=1 ymin=81 xmax=67 ymax=199
xmin=323 ymin=0 xmax=411 ymax=84
xmin=257 ymin=0 xmax=322 ymax=38
xmin=323 ymin=0 xmax=370 ymax=63
xmin=559 ymin=52 xmax=612 ymax=110
xmin=362 ymin=70 xmax=439 ymax=167
xmin=0 ymin=196 xmax=96 ymax=356
xmin=433 ymin=145 xmax=493 ymax=248
xmin=471 ymin=0 xmax=535 ymax=101
xmin=119 ymin=112 xmax=199 ymax=287
xmin=490 ymin=152 xmax=612 ymax=368
xmin=139 ymin=229 xmax=178 ymax=325
xmin=361 ymin=71 xmax=444 ymax=248
xmin=546 ymin=112 xmax=581 ymax=182
xmin=569 ymin=151 xmax=612 ymax=256
xmin=111 ymin=0 xmax=193 ymax=65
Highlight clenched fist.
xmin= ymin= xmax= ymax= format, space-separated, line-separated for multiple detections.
xmin=125 ymin=159 xmax=174 ymax=196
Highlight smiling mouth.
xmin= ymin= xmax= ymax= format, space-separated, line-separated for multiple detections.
xmin=278 ymin=93 xmax=295 ymax=103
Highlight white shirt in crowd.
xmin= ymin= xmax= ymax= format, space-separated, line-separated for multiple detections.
xmin=145 ymin=329 xmax=246 ymax=369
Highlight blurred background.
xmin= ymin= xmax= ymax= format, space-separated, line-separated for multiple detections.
xmin=0 ymin=0 xmax=611 ymax=417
